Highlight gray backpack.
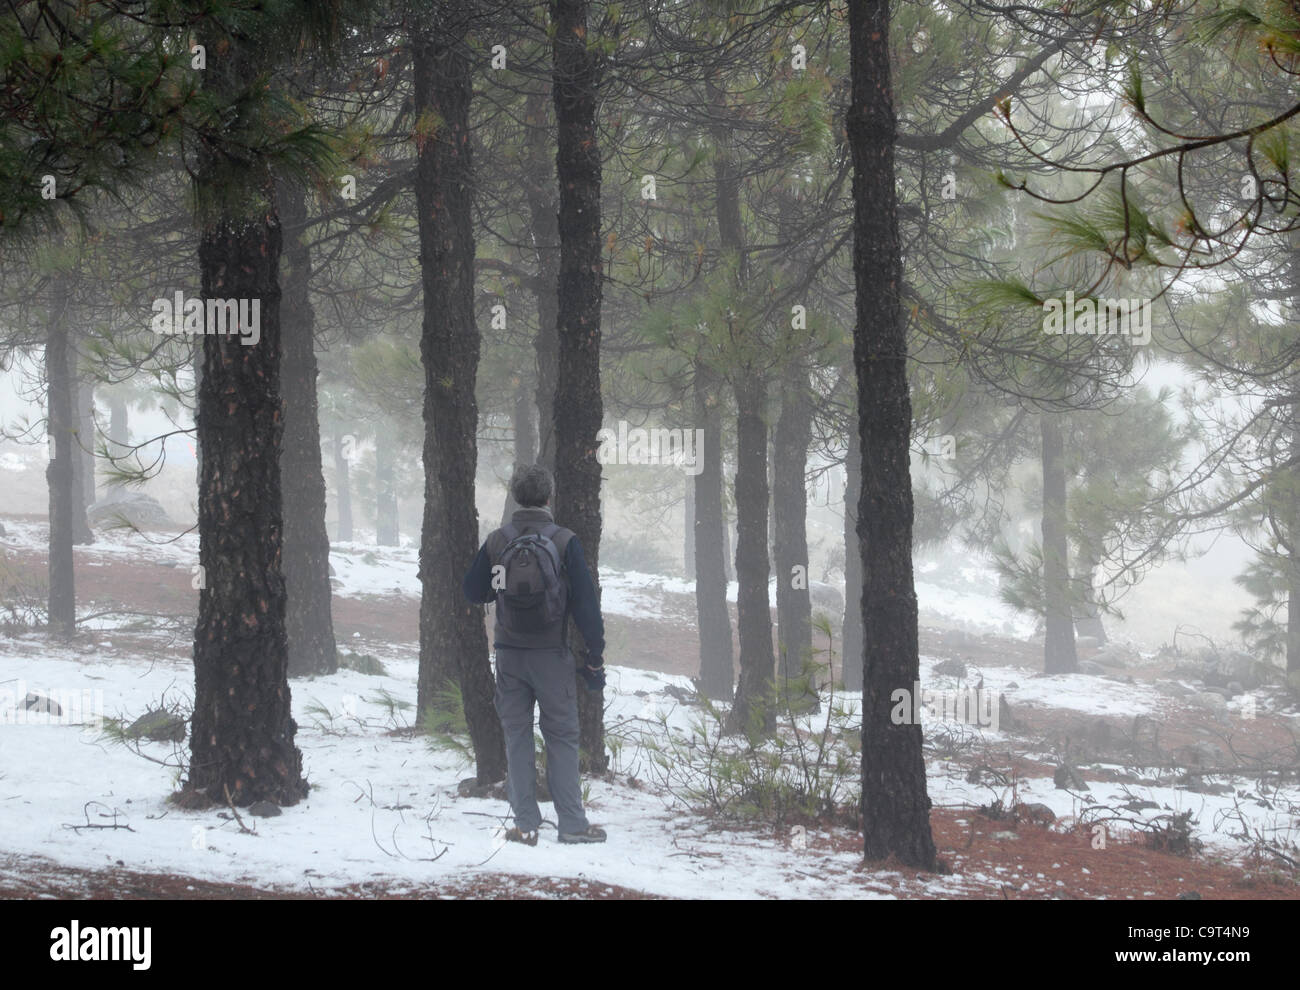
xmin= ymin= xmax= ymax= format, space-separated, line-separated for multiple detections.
xmin=494 ymin=522 xmax=569 ymax=635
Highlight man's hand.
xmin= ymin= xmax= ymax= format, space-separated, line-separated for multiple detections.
xmin=579 ymin=660 xmax=606 ymax=692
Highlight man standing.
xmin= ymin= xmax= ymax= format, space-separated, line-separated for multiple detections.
xmin=462 ymin=464 xmax=608 ymax=845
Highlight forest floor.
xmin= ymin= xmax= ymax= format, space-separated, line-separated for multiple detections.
xmin=1 ymin=513 xmax=1298 ymax=900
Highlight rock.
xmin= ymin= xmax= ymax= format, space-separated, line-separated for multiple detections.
xmin=1154 ymin=679 xmax=1190 ymax=698
xmin=1006 ymin=681 xmax=1019 ymax=690
xmin=991 ymin=830 xmax=1019 ymax=840
xmin=0 ymin=521 xmax=7 ymax=537
xmin=1013 ymin=802 xmax=1057 ymax=825
xmin=1123 ymin=799 xmax=1160 ymax=813
xmin=1226 ymin=681 xmax=1244 ymax=697
xmin=22 ymin=692 xmax=61 ymax=715
xmin=1177 ymin=891 xmax=1202 ymax=900
xmin=933 ymin=658 xmax=967 ymax=679
xmin=87 ymin=491 xmax=172 ymax=530
xmin=1054 ymin=765 xmax=1089 ymax=791
xmin=457 ymin=777 xmax=506 ymax=800
xmin=1192 ymin=691 xmax=1228 ymax=713
xmin=247 ymin=800 xmax=281 ymax=817
xmin=124 ymin=708 xmax=186 ymax=742
xmin=1092 ymin=645 xmax=1137 ymax=669
xmin=1077 ymin=660 xmax=1106 ymax=676
xmin=1202 ymin=686 xmax=1233 ymax=700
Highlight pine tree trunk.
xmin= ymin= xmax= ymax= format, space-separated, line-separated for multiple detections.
xmin=45 ymin=296 xmax=76 ymax=637
xmin=73 ymin=362 xmax=96 ymax=536
xmin=683 ymin=472 xmax=695 ymax=578
xmin=551 ymin=0 xmax=607 ymax=772
xmin=524 ymin=90 xmax=560 ymax=474
xmin=694 ymin=359 xmax=734 ymax=699
xmin=842 ymin=419 xmax=864 ymax=691
xmin=1073 ymin=543 xmax=1107 ymax=644
xmin=847 ymin=0 xmax=936 ymax=868
xmin=773 ymin=366 xmax=813 ymax=696
xmin=375 ymin=428 xmax=399 ymax=546
xmin=185 ymin=25 xmax=306 ymax=806
xmin=412 ymin=7 xmax=506 ymax=783
xmin=500 ymin=376 xmax=537 ymax=525
xmin=1287 ymin=388 xmax=1300 ymax=674
xmin=727 ymin=372 xmax=777 ymax=735
xmin=277 ymin=178 xmax=338 ymax=678
xmin=107 ymin=395 xmax=129 ymax=492
xmin=1041 ymin=414 xmax=1078 ymax=674
xmin=333 ymin=426 xmax=353 ymax=542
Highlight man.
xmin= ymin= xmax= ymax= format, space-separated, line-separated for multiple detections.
xmin=462 ymin=464 xmax=608 ymax=845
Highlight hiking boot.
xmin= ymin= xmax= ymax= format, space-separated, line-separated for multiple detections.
xmin=504 ymin=826 xmax=538 ymax=846
xmin=558 ymin=824 xmax=607 ymax=844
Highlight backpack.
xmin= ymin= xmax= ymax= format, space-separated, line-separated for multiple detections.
xmin=494 ymin=522 xmax=569 ymax=634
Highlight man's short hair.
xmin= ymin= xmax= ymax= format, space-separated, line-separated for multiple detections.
xmin=511 ymin=464 xmax=553 ymax=507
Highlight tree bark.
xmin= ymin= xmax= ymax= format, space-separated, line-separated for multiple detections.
xmin=185 ymin=25 xmax=306 ymax=806
xmin=375 ymin=427 xmax=399 ymax=546
xmin=45 ymin=293 xmax=76 ymax=637
xmin=842 ymin=419 xmax=864 ymax=691
xmin=277 ymin=177 xmax=338 ymax=678
xmin=333 ymin=426 xmax=353 ymax=542
xmin=500 ymin=375 xmax=537 ymax=525
xmin=1041 ymin=414 xmax=1078 ymax=674
xmin=412 ymin=6 xmax=506 ymax=783
xmin=694 ymin=359 xmax=734 ymax=699
xmin=727 ymin=371 xmax=777 ymax=735
xmin=524 ymin=90 xmax=560 ymax=474
xmin=1072 ymin=542 xmax=1107 ymax=644
xmin=72 ymin=358 xmax=96 ymax=540
xmin=773 ymin=365 xmax=813 ymax=700
xmin=551 ymin=0 xmax=607 ymax=772
xmin=847 ymin=0 xmax=936 ymax=868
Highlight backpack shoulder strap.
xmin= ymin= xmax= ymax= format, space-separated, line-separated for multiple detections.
xmin=544 ymin=524 xmax=573 ymax=562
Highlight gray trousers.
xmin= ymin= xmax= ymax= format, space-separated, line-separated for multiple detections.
xmin=493 ymin=645 xmax=589 ymax=835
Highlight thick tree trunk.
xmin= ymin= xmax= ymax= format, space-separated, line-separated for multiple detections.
xmin=842 ymin=420 xmax=864 ymax=691
xmin=72 ymin=361 xmax=96 ymax=538
xmin=107 ymin=395 xmax=129 ymax=492
xmin=412 ymin=8 xmax=506 ymax=783
xmin=524 ymin=91 xmax=560 ymax=474
xmin=1287 ymin=388 xmax=1300 ymax=674
xmin=684 ymin=474 xmax=695 ymax=578
xmin=694 ymin=359 xmax=734 ymax=699
xmin=848 ymin=0 xmax=936 ymax=868
xmin=45 ymin=296 xmax=76 ymax=637
xmin=773 ymin=366 xmax=813 ymax=699
xmin=185 ymin=27 xmax=306 ymax=806
xmin=727 ymin=373 xmax=777 ymax=735
xmin=1073 ymin=543 xmax=1107 ymax=645
xmin=500 ymin=376 xmax=537 ymax=525
xmin=375 ymin=428 xmax=399 ymax=546
xmin=551 ymin=0 xmax=607 ymax=772
xmin=277 ymin=178 xmax=338 ymax=678
xmin=333 ymin=426 xmax=353 ymax=542
xmin=1041 ymin=414 xmax=1078 ymax=674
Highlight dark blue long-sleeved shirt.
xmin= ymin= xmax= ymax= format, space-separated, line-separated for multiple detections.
xmin=463 ymin=527 xmax=606 ymax=661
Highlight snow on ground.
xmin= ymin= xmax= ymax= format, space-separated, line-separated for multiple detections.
xmin=0 ymin=641 xmax=902 ymax=900
xmin=3 ymin=520 xmax=1296 ymax=896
